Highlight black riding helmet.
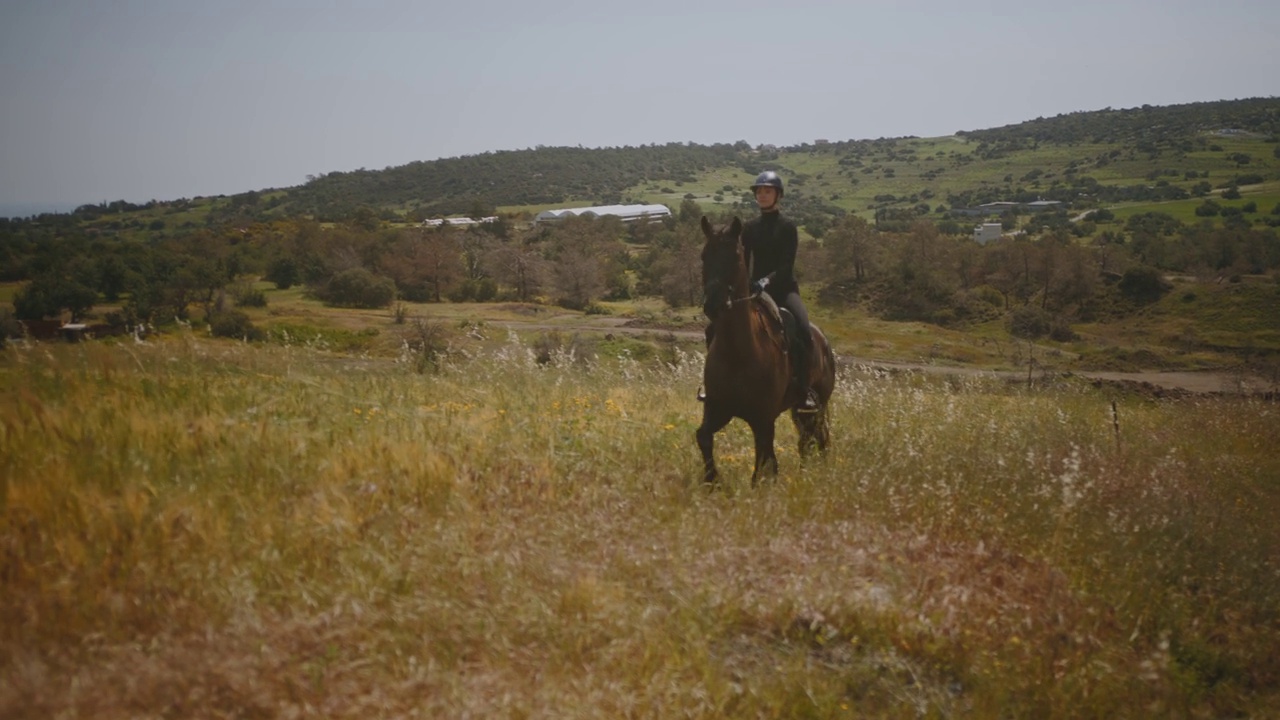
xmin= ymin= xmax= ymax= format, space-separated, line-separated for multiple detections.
xmin=749 ymin=170 xmax=784 ymax=198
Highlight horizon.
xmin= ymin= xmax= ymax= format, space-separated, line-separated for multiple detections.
xmin=3 ymin=1 xmax=1278 ymax=213
xmin=5 ymin=94 xmax=1274 ymax=219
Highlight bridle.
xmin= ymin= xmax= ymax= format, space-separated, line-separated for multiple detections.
xmin=706 ymin=243 xmax=759 ymax=313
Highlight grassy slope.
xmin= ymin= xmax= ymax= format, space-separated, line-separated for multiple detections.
xmin=614 ymin=134 xmax=1279 ymax=230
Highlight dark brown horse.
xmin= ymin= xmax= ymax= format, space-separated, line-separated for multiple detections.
xmin=696 ymin=215 xmax=836 ymax=486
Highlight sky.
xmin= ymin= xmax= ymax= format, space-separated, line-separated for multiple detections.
xmin=1 ymin=0 xmax=1277 ymax=215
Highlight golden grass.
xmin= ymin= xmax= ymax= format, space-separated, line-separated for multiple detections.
xmin=2 ymin=333 xmax=1278 ymax=717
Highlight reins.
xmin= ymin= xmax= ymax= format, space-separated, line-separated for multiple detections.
xmin=722 ymin=244 xmax=757 ymax=309
xmin=724 ymin=288 xmax=758 ymax=309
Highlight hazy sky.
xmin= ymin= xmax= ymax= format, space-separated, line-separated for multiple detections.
xmin=1 ymin=0 xmax=1277 ymax=213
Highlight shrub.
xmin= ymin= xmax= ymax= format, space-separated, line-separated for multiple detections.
xmin=234 ymin=286 xmax=268 ymax=308
xmin=448 ymin=278 xmax=498 ymax=303
xmin=0 ymin=308 xmax=20 ymax=348
xmin=1007 ymin=304 xmax=1051 ymax=340
xmin=318 ymin=268 xmax=396 ymax=308
xmin=403 ymin=319 xmax=448 ymax=373
xmin=265 ymin=257 xmax=299 ymax=290
xmin=208 ymin=310 xmax=263 ymax=341
xmin=1195 ymin=201 xmax=1221 ymax=217
xmin=1049 ymin=316 xmax=1077 ymax=342
xmin=1118 ymin=266 xmax=1169 ymax=305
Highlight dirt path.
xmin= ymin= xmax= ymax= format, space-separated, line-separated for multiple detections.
xmin=495 ymin=319 xmax=1272 ymax=396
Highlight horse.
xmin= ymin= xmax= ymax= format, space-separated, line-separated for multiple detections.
xmin=696 ymin=215 xmax=836 ymax=486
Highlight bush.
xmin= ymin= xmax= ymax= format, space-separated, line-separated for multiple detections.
xmin=0 ymin=308 xmax=20 ymax=348
xmin=448 ymin=278 xmax=498 ymax=303
xmin=318 ymin=268 xmax=396 ymax=308
xmin=234 ymin=286 xmax=268 ymax=308
xmin=1118 ymin=266 xmax=1169 ymax=305
xmin=1007 ymin=304 xmax=1051 ymax=340
xmin=265 ymin=257 xmax=299 ymax=290
xmin=208 ymin=310 xmax=263 ymax=341
xmin=1049 ymin=316 xmax=1077 ymax=342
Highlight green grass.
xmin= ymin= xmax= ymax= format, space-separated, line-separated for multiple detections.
xmin=2 ymin=333 xmax=1278 ymax=717
xmin=1107 ymin=181 xmax=1280 ymax=227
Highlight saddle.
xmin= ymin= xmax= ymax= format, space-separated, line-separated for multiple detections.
xmin=754 ymin=293 xmax=805 ymax=360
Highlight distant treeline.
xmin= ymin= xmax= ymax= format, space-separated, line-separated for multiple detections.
xmin=957 ymin=97 xmax=1280 ymax=147
xmin=3 ymin=200 xmax=1278 ymax=351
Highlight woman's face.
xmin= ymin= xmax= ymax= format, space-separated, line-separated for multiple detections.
xmin=754 ymin=186 xmax=779 ymax=209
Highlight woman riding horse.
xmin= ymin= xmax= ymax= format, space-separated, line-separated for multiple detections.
xmin=695 ymin=205 xmax=835 ymax=486
xmin=701 ymin=170 xmax=818 ymax=412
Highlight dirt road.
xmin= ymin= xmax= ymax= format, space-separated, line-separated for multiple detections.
xmin=495 ymin=318 xmax=1272 ymax=397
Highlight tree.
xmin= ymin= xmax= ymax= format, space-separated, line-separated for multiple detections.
xmin=678 ymin=198 xmax=702 ymax=225
xmin=12 ymin=274 xmax=97 ymax=322
xmin=552 ymin=243 xmax=606 ymax=309
xmin=823 ymin=214 xmax=876 ymax=282
xmin=489 ymin=235 xmax=546 ymax=302
xmin=654 ymin=224 xmax=704 ymax=308
xmin=418 ymin=227 xmax=463 ymax=302
xmin=265 ymin=256 xmax=299 ymax=290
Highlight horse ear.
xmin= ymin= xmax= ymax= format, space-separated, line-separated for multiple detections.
xmin=700 ymin=215 xmax=712 ymax=238
xmin=729 ymin=216 xmax=742 ymax=240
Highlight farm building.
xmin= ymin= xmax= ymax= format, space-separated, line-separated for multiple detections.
xmin=973 ymin=223 xmax=1004 ymax=244
xmin=534 ymin=204 xmax=671 ymax=225
xmin=421 ymin=216 xmax=498 ymax=228
xmin=951 ymin=199 xmax=1064 ymax=217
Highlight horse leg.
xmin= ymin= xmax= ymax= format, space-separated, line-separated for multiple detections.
xmin=748 ymin=418 xmax=778 ymax=487
xmin=816 ymin=404 xmax=831 ymax=453
xmin=791 ymin=409 xmax=817 ymax=459
xmin=696 ymin=405 xmax=732 ymax=487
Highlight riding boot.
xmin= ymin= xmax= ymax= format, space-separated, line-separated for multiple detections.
xmin=794 ymin=340 xmax=819 ymax=413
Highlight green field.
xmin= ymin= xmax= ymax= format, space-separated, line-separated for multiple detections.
xmin=1108 ymin=180 xmax=1280 ymax=226
xmin=3 ymin=334 xmax=1277 ymax=717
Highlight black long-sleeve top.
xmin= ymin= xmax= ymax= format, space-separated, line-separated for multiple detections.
xmin=742 ymin=210 xmax=800 ymax=296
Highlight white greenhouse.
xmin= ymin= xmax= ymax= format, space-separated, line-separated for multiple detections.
xmin=534 ymin=204 xmax=671 ymax=224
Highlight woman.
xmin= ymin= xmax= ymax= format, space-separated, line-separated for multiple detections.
xmin=701 ymin=170 xmax=818 ymax=412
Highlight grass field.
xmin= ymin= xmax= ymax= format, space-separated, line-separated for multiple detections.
xmin=1107 ymin=180 xmax=1280 ymax=226
xmin=2 ymin=333 xmax=1278 ymax=717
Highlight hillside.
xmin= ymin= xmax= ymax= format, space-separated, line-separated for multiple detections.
xmin=2 ymin=97 xmax=1279 ymax=379
xmin=266 ymin=97 xmax=1280 ymax=227
xmin=5 ymin=97 xmax=1276 ymax=235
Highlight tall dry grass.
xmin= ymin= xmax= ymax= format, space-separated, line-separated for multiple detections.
xmin=2 ymin=331 xmax=1277 ymax=718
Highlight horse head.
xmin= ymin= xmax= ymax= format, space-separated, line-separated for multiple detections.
xmin=700 ymin=215 xmax=744 ymax=319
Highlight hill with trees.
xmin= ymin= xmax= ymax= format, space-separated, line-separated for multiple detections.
xmin=2 ymin=97 xmax=1278 ymax=372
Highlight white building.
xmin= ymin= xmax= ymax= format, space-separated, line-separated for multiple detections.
xmin=534 ymin=203 xmax=671 ymax=225
xmin=973 ymin=223 xmax=1004 ymax=244
xmin=421 ymin=216 xmax=498 ymax=228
